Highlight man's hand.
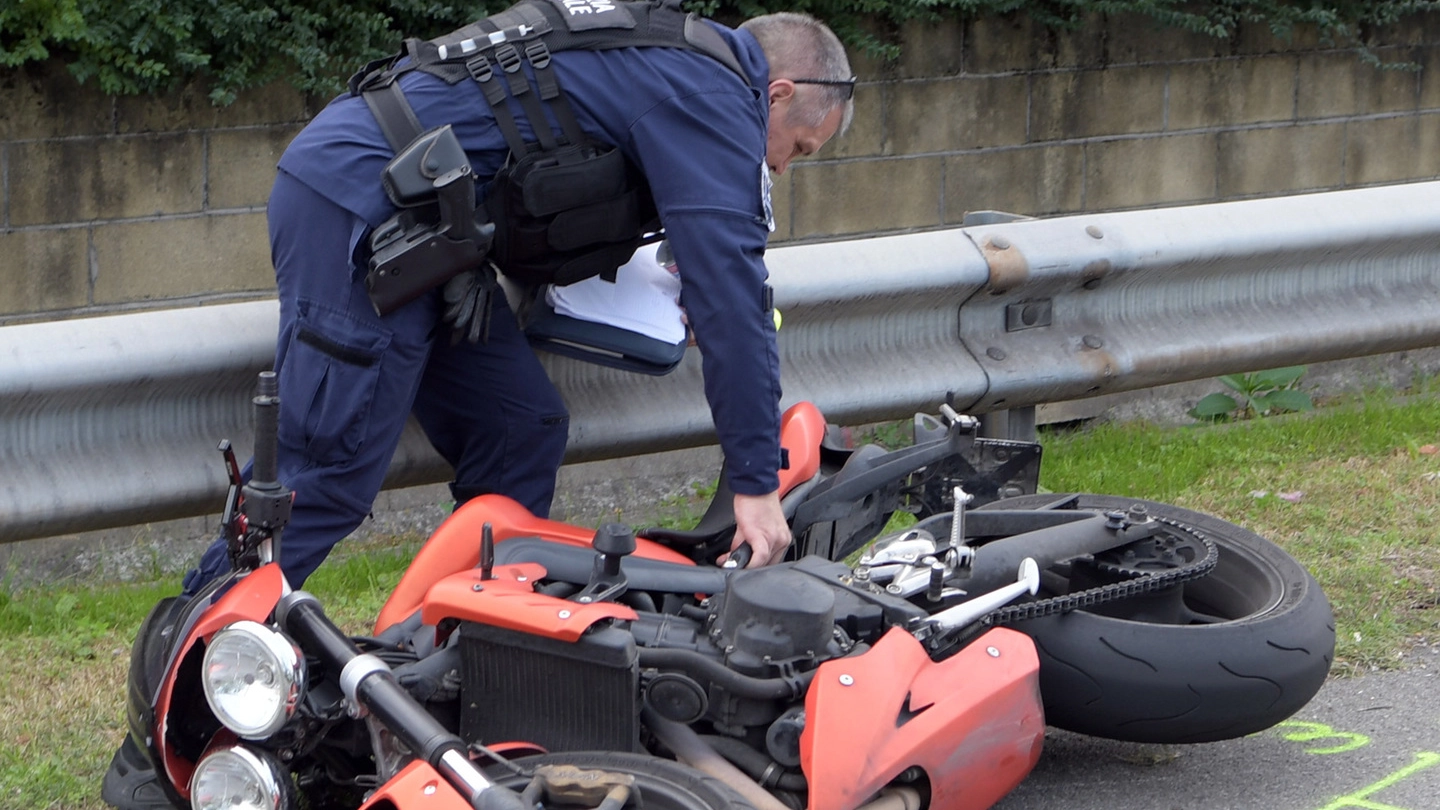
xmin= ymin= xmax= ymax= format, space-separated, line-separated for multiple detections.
xmin=723 ymin=491 xmax=792 ymax=568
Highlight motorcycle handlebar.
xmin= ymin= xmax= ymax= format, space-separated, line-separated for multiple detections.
xmin=277 ymin=592 xmax=520 ymax=810
xmin=722 ymin=542 xmax=753 ymax=569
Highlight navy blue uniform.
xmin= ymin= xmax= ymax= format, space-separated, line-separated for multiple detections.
xmin=184 ymin=22 xmax=782 ymax=592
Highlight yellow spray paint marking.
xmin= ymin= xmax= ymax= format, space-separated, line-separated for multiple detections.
xmin=1315 ymin=751 xmax=1440 ymax=810
xmin=1276 ymin=721 xmax=1372 ymax=755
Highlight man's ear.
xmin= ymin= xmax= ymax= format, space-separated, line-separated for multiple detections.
xmin=767 ymin=79 xmax=796 ymax=107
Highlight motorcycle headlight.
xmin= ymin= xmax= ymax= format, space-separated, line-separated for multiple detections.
xmin=201 ymin=620 xmax=304 ymax=739
xmin=190 ymin=745 xmax=293 ymax=810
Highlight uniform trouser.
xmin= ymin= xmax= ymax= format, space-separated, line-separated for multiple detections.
xmin=182 ymin=171 xmax=569 ymax=593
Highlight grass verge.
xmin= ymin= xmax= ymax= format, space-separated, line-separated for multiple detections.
xmin=3 ymin=382 xmax=1439 ymax=808
xmin=1037 ymin=384 xmax=1440 ymax=674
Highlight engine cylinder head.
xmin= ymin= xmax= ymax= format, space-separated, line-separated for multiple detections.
xmin=716 ymin=568 xmax=836 ymax=675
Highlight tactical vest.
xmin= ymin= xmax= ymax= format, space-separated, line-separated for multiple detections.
xmin=352 ymin=0 xmax=752 ymax=314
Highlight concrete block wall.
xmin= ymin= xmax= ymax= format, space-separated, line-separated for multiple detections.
xmin=3 ymin=12 xmax=1440 ymax=326
xmin=0 ymin=62 xmax=314 ymax=324
xmin=775 ymin=12 xmax=1440 ymax=239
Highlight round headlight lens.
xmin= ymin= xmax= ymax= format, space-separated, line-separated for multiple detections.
xmin=190 ymin=746 xmax=289 ymax=810
xmin=201 ymin=620 xmax=304 ymax=739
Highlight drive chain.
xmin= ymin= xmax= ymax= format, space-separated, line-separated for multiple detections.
xmin=985 ymin=516 xmax=1219 ymax=626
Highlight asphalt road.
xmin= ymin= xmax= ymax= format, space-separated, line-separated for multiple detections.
xmin=993 ymin=660 xmax=1440 ymax=810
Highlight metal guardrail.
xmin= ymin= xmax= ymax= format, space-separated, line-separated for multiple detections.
xmin=3 ymin=181 xmax=1439 ymax=542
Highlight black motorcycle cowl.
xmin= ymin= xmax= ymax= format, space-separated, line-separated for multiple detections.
xmin=109 ymin=595 xmax=196 ymax=810
xmin=122 ymin=595 xmax=190 ymax=749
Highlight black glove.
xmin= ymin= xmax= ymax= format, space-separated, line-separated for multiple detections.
xmin=442 ymin=267 xmax=497 ymax=344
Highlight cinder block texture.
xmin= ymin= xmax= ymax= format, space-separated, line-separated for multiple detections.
xmin=8 ymin=134 xmax=204 ymax=226
xmin=1085 ymin=134 xmax=1218 ymax=210
xmin=944 ymin=144 xmax=1085 ymax=219
xmin=0 ymin=228 xmax=90 ymax=315
xmin=1168 ymin=57 xmax=1297 ymax=130
xmin=1345 ymin=114 xmax=1440 ymax=186
xmin=790 ymin=157 xmax=943 ymax=237
xmin=91 ymin=213 xmax=273 ymax=304
xmin=1420 ymin=47 xmax=1440 ymax=110
xmin=1217 ymin=123 xmax=1346 ymax=197
xmin=896 ymin=17 xmax=965 ymax=79
xmin=1030 ymin=67 xmax=1167 ymax=141
xmin=1297 ymin=53 xmax=1420 ymax=119
xmin=887 ymin=76 xmax=1028 ymax=154
xmin=1100 ymin=13 xmax=1223 ymax=64
xmin=964 ymin=15 xmax=1049 ymax=74
xmin=965 ymin=14 xmax=1106 ymax=73
xmin=824 ymin=84 xmax=885 ymax=160
xmin=117 ymin=80 xmax=312 ymax=134
xmin=208 ymin=126 xmax=303 ymax=210
xmin=0 ymin=61 xmax=113 ymax=140
xmin=1233 ymin=20 xmax=1322 ymax=55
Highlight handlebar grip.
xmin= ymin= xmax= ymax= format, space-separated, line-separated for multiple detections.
xmin=723 ymin=542 xmax=754 ymax=569
xmin=251 ymin=371 xmax=280 ymax=486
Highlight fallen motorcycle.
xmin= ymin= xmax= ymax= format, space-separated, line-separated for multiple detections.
xmin=104 ymin=372 xmax=1334 ymax=810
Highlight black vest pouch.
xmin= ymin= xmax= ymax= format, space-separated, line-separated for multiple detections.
xmin=486 ymin=139 xmax=657 ymax=288
xmin=514 ymin=141 xmax=629 ymax=215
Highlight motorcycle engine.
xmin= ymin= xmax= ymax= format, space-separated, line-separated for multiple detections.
xmin=449 ymin=554 xmax=926 ymax=773
xmin=714 ymin=564 xmax=840 ymax=676
xmin=632 ymin=556 xmax=927 ymax=758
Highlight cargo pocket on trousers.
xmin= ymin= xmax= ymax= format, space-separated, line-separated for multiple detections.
xmin=278 ymin=303 xmax=391 ymax=466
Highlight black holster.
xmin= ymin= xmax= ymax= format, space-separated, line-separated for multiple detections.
xmin=365 ymin=125 xmax=496 ymax=316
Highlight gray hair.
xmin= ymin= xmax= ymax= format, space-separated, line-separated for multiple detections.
xmin=740 ymin=12 xmax=854 ymax=134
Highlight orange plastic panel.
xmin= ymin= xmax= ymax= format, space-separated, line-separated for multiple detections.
xmin=802 ymin=627 xmax=1044 ymax=810
xmin=376 ymin=494 xmax=691 ymax=634
xmin=420 ymin=564 xmax=637 ymax=642
xmin=157 ymin=564 xmax=287 ymax=799
xmin=778 ymin=401 xmax=827 ymax=496
xmin=359 ymin=760 xmax=475 ymax=810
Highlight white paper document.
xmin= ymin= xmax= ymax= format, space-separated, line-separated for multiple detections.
xmin=546 ymin=242 xmax=687 ymax=345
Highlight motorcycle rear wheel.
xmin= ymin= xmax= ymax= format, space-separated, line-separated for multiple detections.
xmin=487 ymin=751 xmax=759 ymax=810
xmin=980 ymin=493 xmax=1335 ymax=744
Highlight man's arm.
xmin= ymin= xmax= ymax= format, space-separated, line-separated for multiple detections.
xmin=626 ymin=89 xmax=790 ymax=565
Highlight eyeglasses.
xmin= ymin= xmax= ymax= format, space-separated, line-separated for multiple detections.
xmin=789 ymin=76 xmax=857 ymax=101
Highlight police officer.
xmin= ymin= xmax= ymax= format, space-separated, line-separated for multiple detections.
xmin=179 ymin=4 xmax=855 ymax=594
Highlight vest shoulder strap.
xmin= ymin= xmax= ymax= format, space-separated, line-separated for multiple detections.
xmin=354 ymin=0 xmax=753 ymax=154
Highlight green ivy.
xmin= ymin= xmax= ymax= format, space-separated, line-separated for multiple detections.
xmin=2 ymin=0 xmax=1436 ymax=104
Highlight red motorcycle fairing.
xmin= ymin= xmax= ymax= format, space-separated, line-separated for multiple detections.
xmin=359 ymin=759 xmax=476 ymax=810
xmin=420 ymin=562 xmax=638 ymax=641
xmin=153 ymin=563 xmax=289 ymax=801
xmin=377 ymin=401 xmax=828 ymax=636
xmin=802 ymin=626 xmax=1044 ymax=810
xmin=376 ymin=495 xmax=685 ymax=635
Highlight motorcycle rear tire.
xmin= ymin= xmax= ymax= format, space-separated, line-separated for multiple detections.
xmin=487 ymin=751 xmax=759 ymax=810
xmin=979 ymin=493 xmax=1334 ymax=744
